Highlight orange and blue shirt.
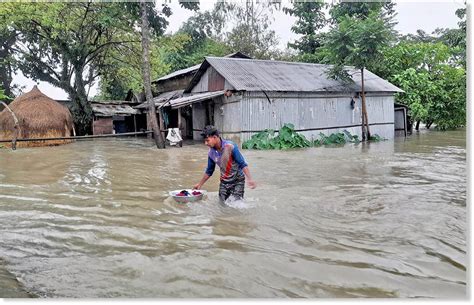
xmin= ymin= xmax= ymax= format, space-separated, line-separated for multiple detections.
xmin=205 ymin=139 xmax=248 ymax=183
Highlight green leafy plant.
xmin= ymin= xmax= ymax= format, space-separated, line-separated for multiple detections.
xmin=242 ymin=123 xmax=311 ymax=150
xmin=313 ymin=130 xmax=361 ymax=146
xmin=369 ymin=134 xmax=386 ymax=142
xmin=0 ymin=87 xmax=9 ymax=101
xmin=243 ymin=126 xmax=373 ymax=150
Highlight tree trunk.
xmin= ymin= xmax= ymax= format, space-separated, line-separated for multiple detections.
xmin=415 ymin=120 xmax=420 ymax=131
xmin=66 ymin=68 xmax=93 ymax=135
xmin=140 ymin=0 xmax=164 ymax=149
xmin=0 ymin=31 xmax=16 ymax=99
xmin=360 ymin=68 xmax=371 ymax=141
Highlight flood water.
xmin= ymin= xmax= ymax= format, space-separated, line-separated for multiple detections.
xmin=0 ymin=129 xmax=467 ymax=298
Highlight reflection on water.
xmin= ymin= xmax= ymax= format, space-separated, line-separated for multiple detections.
xmin=0 ymin=129 xmax=466 ymax=298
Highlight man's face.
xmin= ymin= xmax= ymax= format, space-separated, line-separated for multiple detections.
xmin=204 ymin=135 xmax=219 ymax=148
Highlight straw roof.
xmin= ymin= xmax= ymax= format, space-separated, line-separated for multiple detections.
xmin=0 ymin=86 xmax=74 ymax=146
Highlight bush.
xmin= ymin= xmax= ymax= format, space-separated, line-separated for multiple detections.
xmin=369 ymin=134 xmax=386 ymax=142
xmin=313 ymin=130 xmax=360 ymax=146
xmin=242 ymin=124 xmax=384 ymax=150
xmin=242 ymin=123 xmax=310 ymax=150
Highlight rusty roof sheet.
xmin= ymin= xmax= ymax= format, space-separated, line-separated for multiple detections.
xmin=187 ymin=57 xmax=403 ymax=93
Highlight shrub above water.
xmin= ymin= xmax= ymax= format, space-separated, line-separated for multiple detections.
xmin=242 ymin=124 xmax=385 ymax=150
xmin=242 ymin=123 xmax=310 ymax=150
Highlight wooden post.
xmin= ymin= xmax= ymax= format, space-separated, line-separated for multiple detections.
xmin=360 ymin=67 xmax=371 ymax=141
xmin=178 ymin=107 xmax=182 ymax=129
xmin=1 ymin=101 xmax=20 ymax=150
xmin=133 ymin=114 xmax=137 ymax=137
xmin=157 ymin=109 xmax=165 ymax=145
xmin=403 ymin=108 xmax=407 ymax=137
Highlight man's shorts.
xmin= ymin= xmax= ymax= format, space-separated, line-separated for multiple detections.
xmin=218 ymin=176 xmax=245 ymax=204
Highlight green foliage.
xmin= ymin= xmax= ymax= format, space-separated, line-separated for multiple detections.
xmin=428 ymin=65 xmax=466 ymax=130
xmin=243 ymin=125 xmax=368 ymax=150
xmin=283 ymin=0 xmax=327 ymax=55
xmin=329 ymin=1 xmax=396 ymax=22
xmin=322 ymin=9 xmax=396 ymax=77
xmin=161 ymin=33 xmax=230 ymax=71
xmin=313 ymin=130 xmax=360 ymax=146
xmin=369 ymin=134 xmax=386 ymax=142
xmin=219 ymin=1 xmax=281 ymax=59
xmin=97 ymin=34 xmax=180 ymax=100
xmin=392 ymin=68 xmax=433 ymax=124
xmin=0 ymin=87 xmax=9 ymax=101
xmin=0 ymin=1 xmax=191 ymax=134
xmin=242 ymin=123 xmax=311 ymax=150
xmin=0 ymin=20 xmax=17 ymax=99
xmin=383 ymin=40 xmax=466 ymax=130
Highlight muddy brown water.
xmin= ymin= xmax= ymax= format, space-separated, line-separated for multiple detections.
xmin=0 ymin=129 xmax=466 ymax=298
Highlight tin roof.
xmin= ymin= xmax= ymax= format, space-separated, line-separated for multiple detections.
xmin=168 ymin=90 xmax=225 ymax=109
xmin=154 ymin=64 xmax=201 ymax=82
xmin=186 ymin=57 xmax=403 ymax=93
xmin=153 ymin=52 xmax=252 ymax=84
xmin=91 ymin=103 xmax=138 ymax=117
xmin=135 ymin=90 xmax=224 ymax=111
xmin=134 ymin=90 xmax=184 ymax=109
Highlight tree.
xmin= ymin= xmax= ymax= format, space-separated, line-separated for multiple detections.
xmin=0 ymin=16 xmax=17 ymax=99
xmin=172 ymin=2 xmax=231 ymax=70
xmin=283 ymin=0 xmax=327 ymax=62
xmin=213 ymin=0 xmax=280 ymax=59
xmin=329 ymin=0 xmax=395 ymax=22
xmin=0 ymin=1 xmax=171 ymax=135
xmin=322 ymin=8 xmax=396 ymax=140
xmin=385 ymin=42 xmax=465 ymax=130
xmin=140 ymin=0 xmax=164 ymax=149
xmin=179 ymin=2 xmax=228 ymax=44
xmin=96 ymin=36 xmax=170 ymax=100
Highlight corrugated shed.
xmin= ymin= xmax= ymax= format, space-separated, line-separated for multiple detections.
xmin=187 ymin=57 xmax=403 ymax=93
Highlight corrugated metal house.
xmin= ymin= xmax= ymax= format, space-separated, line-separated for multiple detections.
xmin=134 ymin=52 xmax=252 ymax=139
xmin=170 ymin=57 xmax=403 ymax=144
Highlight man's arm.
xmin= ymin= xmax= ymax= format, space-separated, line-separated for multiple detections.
xmin=194 ymin=157 xmax=215 ymax=189
xmin=232 ymin=145 xmax=256 ymax=189
xmin=193 ymin=173 xmax=211 ymax=190
xmin=242 ymin=166 xmax=256 ymax=189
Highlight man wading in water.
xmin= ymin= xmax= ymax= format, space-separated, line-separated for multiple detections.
xmin=193 ymin=125 xmax=256 ymax=204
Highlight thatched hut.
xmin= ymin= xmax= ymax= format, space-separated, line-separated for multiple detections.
xmin=0 ymin=86 xmax=75 ymax=148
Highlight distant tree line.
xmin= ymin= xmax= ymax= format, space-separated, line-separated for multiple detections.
xmin=0 ymin=0 xmax=466 ymax=133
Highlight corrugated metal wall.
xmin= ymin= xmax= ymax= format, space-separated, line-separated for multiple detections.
xmin=192 ymin=102 xmax=206 ymax=140
xmin=239 ymin=92 xmax=394 ymax=142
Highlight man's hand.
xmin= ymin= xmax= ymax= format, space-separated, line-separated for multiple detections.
xmin=193 ymin=183 xmax=202 ymax=190
xmin=247 ymin=179 xmax=256 ymax=189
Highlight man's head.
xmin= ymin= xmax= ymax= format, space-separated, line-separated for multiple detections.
xmin=201 ymin=125 xmax=220 ymax=148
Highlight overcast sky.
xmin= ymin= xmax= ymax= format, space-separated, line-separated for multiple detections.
xmin=11 ymin=0 xmax=466 ymax=100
